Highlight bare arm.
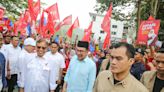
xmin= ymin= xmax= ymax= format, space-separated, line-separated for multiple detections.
xmin=19 ymin=88 xmax=24 ymax=92
xmin=6 ymin=60 xmax=11 ymax=79
xmin=62 ymin=82 xmax=67 ymax=92
xmin=57 ymin=68 xmax=64 ymax=84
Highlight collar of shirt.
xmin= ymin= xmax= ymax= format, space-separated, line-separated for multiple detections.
xmin=11 ymin=44 xmax=19 ymax=49
xmin=107 ymin=72 xmax=132 ymax=88
xmin=51 ymin=51 xmax=59 ymax=55
xmin=148 ymin=71 xmax=157 ymax=84
xmin=36 ymin=55 xmax=46 ymax=61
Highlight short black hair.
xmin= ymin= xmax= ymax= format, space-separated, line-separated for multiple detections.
xmin=113 ymin=42 xmax=135 ymax=59
xmin=11 ymin=35 xmax=19 ymax=40
xmin=50 ymin=41 xmax=59 ymax=47
xmin=36 ymin=39 xmax=48 ymax=46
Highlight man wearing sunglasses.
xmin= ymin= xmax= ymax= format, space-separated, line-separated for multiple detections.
xmin=23 ymin=39 xmax=56 ymax=92
xmin=141 ymin=44 xmax=164 ymax=92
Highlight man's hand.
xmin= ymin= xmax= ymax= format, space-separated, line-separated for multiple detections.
xmin=56 ymin=80 xmax=61 ymax=84
xmin=62 ymin=88 xmax=66 ymax=92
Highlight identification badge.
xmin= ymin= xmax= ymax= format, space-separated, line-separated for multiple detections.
xmin=43 ymin=64 xmax=50 ymax=71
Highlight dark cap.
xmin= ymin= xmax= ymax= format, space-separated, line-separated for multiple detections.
xmin=135 ymin=48 xmax=145 ymax=56
xmin=77 ymin=41 xmax=89 ymax=49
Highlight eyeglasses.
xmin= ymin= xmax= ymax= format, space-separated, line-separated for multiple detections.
xmin=37 ymin=46 xmax=46 ymax=50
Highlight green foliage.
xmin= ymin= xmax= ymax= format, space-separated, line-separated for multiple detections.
xmin=95 ymin=0 xmax=134 ymax=20
xmin=0 ymin=0 xmax=28 ymax=20
xmin=156 ymin=2 xmax=164 ymax=41
xmin=95 ymin=0 xmax=164 ymax=41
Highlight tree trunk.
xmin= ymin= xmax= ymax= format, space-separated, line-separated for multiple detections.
xmin=153 ymin=0 xmax=158 ymax=18
xmin=136 ymin=0 xmax=141 ymax=37
xmin=137 ymin=0 xmax=141 ymax=28
xmin=150 ymin=0 xmax=158 ymax=18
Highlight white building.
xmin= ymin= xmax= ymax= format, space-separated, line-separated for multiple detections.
xmin=89 ymin=12 xmax=124 ymax=43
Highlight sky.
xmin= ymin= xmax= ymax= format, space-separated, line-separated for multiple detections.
xmin=40 ymin=0 xmax=96 ymax=29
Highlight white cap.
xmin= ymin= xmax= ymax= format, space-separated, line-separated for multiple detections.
xmin=24 ymin=38 xmax=36 ymax=46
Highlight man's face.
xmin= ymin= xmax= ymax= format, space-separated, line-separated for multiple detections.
xmin=36 ymin=42 xmax=47 ymax=57
xmin=12 ymin=37 xmax=19 ymax=47
xmin=106 ymin=53 xmax=111 ymax=59
xmin=110 ymin=47 xmax=134 ymax=74
xmin=25 ymin=45 xmax=35 ymax=53
xmin=50 ymin=43 xmax=58 ymax=54
xmin=134 ymin=52 xmax=142 ymax=61
xmin=154 ymin=53 xmax=164 ymax=75
xmin=5 ymin=36 xmax=11 ymax=44
xmin=76 ymin=47 xmax=88 ymax=61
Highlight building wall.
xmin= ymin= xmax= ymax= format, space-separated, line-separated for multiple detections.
xmin=89 ymin=13 xmax=124 ymax=43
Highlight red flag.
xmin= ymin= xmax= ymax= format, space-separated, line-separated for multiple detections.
xmin=28 ymin=0 xmax=33 ymax=19
xmin=61 ymin=15 xmax=72 ymax=25
xmin=45 ymin=3 xmax=60 ymax=20
xmin=55 ymin=15 xmax=72 ymax=31
xmin=38 ymin=10 xmax=45 ymax=35
xmin=101 ymin=3 xmax=112 ymax=49
xmin=101 ymin=3 xmax=112 ymax=33
xmin=13 ymin=21 xmax=19 ymax=35
xmin=24 ymin=10 xmax=31 ymax=23
xmin=0 ymin=7 xmax=4 ymax=18
xmin=28 ymin=0 xmax=33 ymax=7
xmin=40 ymin=11 xmax=45 ymax=27
xmin=16 ymin=14 xmax=28 ymax=33
xmin=44 ymin=12 xmax=55 ymax=37
xmin=67 ymin=17 xmax=79 ymax=38
xmin=103 ymin=33 xmax=110 ymax=49
xmin=28 ymin=0 xmax=40 ymax=21
xmin=82 ymin=21 xmax=93 ymax=42
xmin=33 ymin=0 xmax=40 ymax=20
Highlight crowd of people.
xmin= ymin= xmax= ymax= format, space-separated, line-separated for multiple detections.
xmin=0 ymin=31 xmax=163 ymax=92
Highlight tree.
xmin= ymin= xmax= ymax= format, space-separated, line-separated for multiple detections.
xmin=0 ymin=0 xmax=45 ymax=21
xmin=0 ymin=0 xmax=28 ymax=20
xmin=95 ymin=0 xmax=134 ymax=20
xmin=95 ymin=0 xmax=164 ymax=41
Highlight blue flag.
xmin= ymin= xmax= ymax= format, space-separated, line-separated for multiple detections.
xmin=9 ymin=21 xmax=13 ymax=27
xmin=89 ymin=42 xmax=95 ymax=53
xmin=27 ymin=23 xmax=31 ymax=36
xmin=54 ymin=35 xmax=59 ymax=43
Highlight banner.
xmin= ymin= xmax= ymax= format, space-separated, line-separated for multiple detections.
xmin=136 ymin=17 xmax=160 ymax=46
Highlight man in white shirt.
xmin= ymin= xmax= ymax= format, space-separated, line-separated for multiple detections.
xmin=17 ymin=37 xmax=36 ymax=92
xmin=45 ymin=41 xmax=65 ymax=91
xmin=6 ymin=36 xmax=21 ymax=92
xmin=23 ymin=39 xmax=57 ymax=92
